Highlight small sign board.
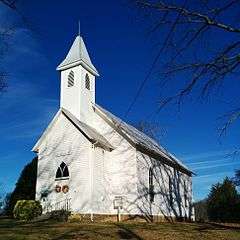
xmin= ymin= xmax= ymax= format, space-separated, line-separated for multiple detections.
xmin=113 ymin=196 xmax=123 ymax=209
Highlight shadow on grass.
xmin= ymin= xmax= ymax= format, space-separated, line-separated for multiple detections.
xmin=51 ymin=224 xmax=115 ymax=240
xmin=48 ymin=222 xmax=144 ymax=240
xmin=0 ymin=216 xmax=67 ymax=231
xmin=114 ymin=223 xmax=143 ymax=240
xmin=195 ymin=222 xmax=240 ymax=232
xmin=51 ymin=227 xmax=115 ymax=240
xmin=0 ymin=216 xmax=25 ymax=229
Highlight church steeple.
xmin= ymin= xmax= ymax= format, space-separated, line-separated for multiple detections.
xmin=57 ymin=34 xmax=98 ymax=124
xmin=57 ymin=35 xmax=99 ymax=76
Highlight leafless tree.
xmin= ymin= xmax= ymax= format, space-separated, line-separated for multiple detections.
xmin=133 ymin=0 xmax=240 ymax=136
xmin=0 ymin=0 xmax=17 ymax=9
xmin=134 ymin=120 xmax=165 ymax=142
xmin=0 ymin=26 xmax=14 ymax=92
xmin=0 ymin=0 xmax=22 ymax=93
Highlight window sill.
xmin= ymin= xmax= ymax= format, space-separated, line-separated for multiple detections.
xmin=55 ymin=177 xmax=69 ymax=181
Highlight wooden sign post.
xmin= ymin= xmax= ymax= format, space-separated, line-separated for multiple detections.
xmin=114 ymin=196 xmax=123 ymax=222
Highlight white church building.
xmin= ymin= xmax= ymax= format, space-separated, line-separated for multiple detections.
xmin=32 ymin=33 xmax=194 ymax=222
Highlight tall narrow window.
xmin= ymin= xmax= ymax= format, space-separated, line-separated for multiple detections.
xmin=85 ymin=73 xmax=90 ymax=90
xmin=55 ymin=162 xmax=69 ymax=180
xmin=169 ymin=176 xmax=173 ymax=206
xmin=68 ymin=71 xmax=74 ymax=87
xmin=149 ymin=167 xmax=154 ymax=202
xmin=184 ymin=180 xmax=188 ymax=207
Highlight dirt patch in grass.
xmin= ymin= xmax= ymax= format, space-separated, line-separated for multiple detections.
xmin=0 ymin=216 xmax=239 ymax=240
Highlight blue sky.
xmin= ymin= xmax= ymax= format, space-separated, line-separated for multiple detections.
xmin=0 ymin=0 xmax=240 ymax=201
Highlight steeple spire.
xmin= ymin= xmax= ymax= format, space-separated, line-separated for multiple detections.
xmin=56 ymin=34 xmax=99 ymax=76
xmin=78 ymin=20 xmax=81 ymax=36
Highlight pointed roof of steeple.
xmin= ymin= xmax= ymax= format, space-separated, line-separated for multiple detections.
xmin=57 ymin=35 xmax=99 ymax=76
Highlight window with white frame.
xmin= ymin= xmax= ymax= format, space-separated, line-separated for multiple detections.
xmin=55 ymin=162 xmax=69 ymax=180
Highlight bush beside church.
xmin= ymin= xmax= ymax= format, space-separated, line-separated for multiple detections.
xmin=13 ymin=200 xmax=42 ymax=221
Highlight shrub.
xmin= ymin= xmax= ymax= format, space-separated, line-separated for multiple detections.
xmin=13 ymin=200 xmax=42 ymax=221
xmin=68 ymin=213 xmax=82 ymax=223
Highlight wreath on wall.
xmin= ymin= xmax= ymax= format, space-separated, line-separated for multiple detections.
xmin=55 ymin=185 xmax=61 ymax=193
xmin=62 ymin=185 xmax=69 ymax=194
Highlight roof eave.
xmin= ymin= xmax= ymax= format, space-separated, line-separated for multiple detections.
xmin=56 ymin=60 xmax=99 ymax=77
xmin=136 ymin=143 xmax=194 ymax=176
xmin=61 ymin=108 xmax=114 ymax=151
xmin=93 ymin=140 xmax=114 ymax=152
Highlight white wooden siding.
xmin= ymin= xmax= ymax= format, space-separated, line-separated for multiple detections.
xmin=36 ymin=112 xmax=92 ymax=213
xmin=35 ymin=110 xmax=192 ymax=218
xmin=92 ymin=111 xmax=139 ymax=214
xmin=136 ymin=151 xmax=192 ymax=219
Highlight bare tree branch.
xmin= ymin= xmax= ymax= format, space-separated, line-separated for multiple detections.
xmin=0 ymin=0 xmax=29 ymax=93
xmin=0 ymin=0 xmax=17 ymax=9
xmin=137 ymin=0 xmax=240 ymax=33
xmin=219 ymin=108 xmax=240 ymax=137
xmin=134 ymin=0 xmax=240 ymax=134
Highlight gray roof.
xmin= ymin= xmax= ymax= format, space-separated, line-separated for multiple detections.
xmin=94 ymin=104 xmax=192 ymax=174
xmin=62 ymin=108 xmax=113 ymax=151
xmin=57 ymin=35 xmax=99 ymax=76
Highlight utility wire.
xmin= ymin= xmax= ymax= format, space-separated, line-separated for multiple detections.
xmin=98 ymin=1 xmax=189 ymax=146
xmin=124 ymin=0 xmax=187 ymax=118
xmin=106 ymin=6 xmax=185 ymax=144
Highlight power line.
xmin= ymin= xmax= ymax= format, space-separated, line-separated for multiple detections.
xmin=106 ymin=1 xmax=187 ymax=143
xmin=106 ymin=22 xmax=179 ymax=142
xmin=123 ymin=2 xmax=185 ymax=119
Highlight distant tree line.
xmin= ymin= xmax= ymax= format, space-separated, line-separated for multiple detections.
xmin=194 ymin=176 xmax=240 ymax=222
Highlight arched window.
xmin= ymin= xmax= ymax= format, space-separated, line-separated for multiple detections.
xmin=68 ymin=71 xmax=74 ymax=87
xmin=149 ymin=167 xmax=154 ymax=202
xmin=55 ymin=162 xmax=69 ymax=179
xmin=85 ymin=73 xmax=90 ymax=90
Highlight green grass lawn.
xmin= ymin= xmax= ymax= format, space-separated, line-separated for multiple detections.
xmin=0 ymin=216 xmax=240 ymax=240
